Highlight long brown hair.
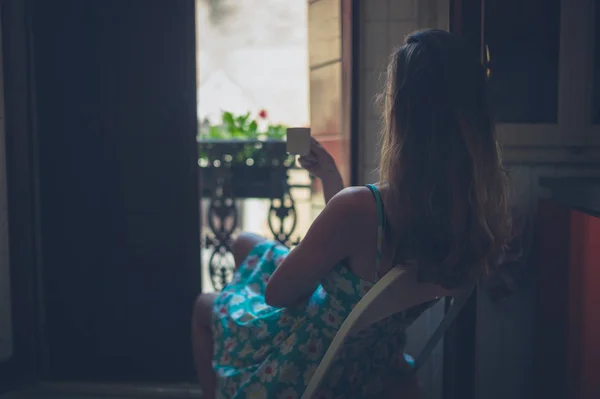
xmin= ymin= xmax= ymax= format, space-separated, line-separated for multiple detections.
xmin=378 ymin=29 xmax=511 ymax=289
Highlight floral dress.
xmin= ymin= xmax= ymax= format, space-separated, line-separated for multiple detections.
xmin=211 ymin=184 xmax=434 ymax=399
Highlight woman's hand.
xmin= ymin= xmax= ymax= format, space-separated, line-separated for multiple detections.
xmin=298 ymin=137 xmax=344 ymax=204
xmin=298 ymin=137 xmax=338 ymax=180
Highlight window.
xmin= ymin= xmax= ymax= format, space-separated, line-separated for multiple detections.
xmin=485 ymin=0 xmax=561 ymax=124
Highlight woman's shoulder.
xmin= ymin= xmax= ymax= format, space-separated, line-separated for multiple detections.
xmin=318 ymin=187 xmax=383 ymax=250
xmin=330 ymin=185 xmax=378 ymax=204
xmin=327 ymin=186 xmax=379 ymax=218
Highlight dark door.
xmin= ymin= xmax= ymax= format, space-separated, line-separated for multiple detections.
xmin=444 ymin=1 xmax=481 ymax=399
xmin=32 ymin=0 xmax=200 ymax=382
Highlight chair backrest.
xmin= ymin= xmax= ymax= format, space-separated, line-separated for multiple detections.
xmin=301 ymin=266 xmax=476 ymax=399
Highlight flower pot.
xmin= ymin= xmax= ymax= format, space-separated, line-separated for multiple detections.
xmin=198 ymin=139 xmax=295 ymax=199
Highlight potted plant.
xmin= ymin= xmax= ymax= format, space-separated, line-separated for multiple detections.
xmin=197 ymin=110 xmax=295 ymax=199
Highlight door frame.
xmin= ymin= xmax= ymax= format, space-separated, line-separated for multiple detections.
xmin=442 ymin=1 xmax=480 ymax=399
xmin=0 ymin=0 xmax=44 ymax=393
xmin=342 ymin=0 xmax=360 ymax=186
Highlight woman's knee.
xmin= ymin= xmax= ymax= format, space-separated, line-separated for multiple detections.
xmin=193 ymin=293 xmax=218 ymax=328
xmin=232 ymin=232 xmax=266 ymax=267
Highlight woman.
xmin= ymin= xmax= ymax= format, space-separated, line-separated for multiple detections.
xmin=192 ymin=29 xmax=512 ymax=399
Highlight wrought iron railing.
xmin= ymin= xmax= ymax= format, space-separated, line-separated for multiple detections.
xmin=199 ymin=140 xmax=311 ymax=290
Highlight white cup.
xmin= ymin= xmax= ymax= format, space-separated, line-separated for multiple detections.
xmin=286 ymin=127 xmax=311 ymax=156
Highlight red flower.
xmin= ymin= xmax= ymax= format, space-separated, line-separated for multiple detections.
xmin=258 ymin=109 xmax=268 ymax=119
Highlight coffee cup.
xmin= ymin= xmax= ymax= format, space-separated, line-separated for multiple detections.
xmin=286 ymin=127 xmax=311 ymax=156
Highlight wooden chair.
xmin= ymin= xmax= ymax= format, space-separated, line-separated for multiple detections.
xmin=301 ymin=266 xmax=476 ymax=399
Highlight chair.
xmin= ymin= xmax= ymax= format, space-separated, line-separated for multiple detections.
xmin=301 ymin=266 xmax=476 ymax=399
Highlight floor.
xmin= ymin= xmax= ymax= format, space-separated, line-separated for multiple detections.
xmin=0 ymin=383 xmax=202 ymax=399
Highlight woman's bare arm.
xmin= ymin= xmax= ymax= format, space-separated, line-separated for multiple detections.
xmin=264 ymin=187 xmax=369 ymax=308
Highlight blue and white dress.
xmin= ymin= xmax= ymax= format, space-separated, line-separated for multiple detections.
xmin=211 ymin=184 xmax=433 ymax=398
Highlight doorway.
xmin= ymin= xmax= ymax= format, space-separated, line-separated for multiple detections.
xmin=195 ymin=0 xmax=357 ymax=293
xmin=195 ymin=0 xmax=312 ymax=293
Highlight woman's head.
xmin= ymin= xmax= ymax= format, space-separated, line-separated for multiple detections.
xmin=378 ymin=29 xmax=511 ymax=289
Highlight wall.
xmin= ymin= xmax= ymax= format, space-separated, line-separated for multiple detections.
xmin=356 ymin=2 xmax=600 ymax=399
xmin=307 ymin=0 xmax=351 ymax=184
xmin=474 ymin=163 xmax=600 ymax=399
xmin=358 ymin=0 xmax=448 ymax=182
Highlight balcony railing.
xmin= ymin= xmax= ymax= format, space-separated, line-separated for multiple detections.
xmin=199 ymin=139 xmax=311 ymax=290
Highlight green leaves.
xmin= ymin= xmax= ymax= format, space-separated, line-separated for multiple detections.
xmin=208 ymin=125 xmax=223 ymax=139
xmin=248 ymin=121 xmax=258 ymax=138
xmin=222 ymin=111 xmax=235 ymax=127
xmin=197 ymin=110 xmax=286 ymax=141
xmin=267 ymin=124 xmax=286 ymax=140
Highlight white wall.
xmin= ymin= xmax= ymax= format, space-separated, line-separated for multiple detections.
xmin=358 ymin=0 xmax=448 ymax=184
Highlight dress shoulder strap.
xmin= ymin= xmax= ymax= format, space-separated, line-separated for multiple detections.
xmin=365 ymin=184 xmax=385 ymax=280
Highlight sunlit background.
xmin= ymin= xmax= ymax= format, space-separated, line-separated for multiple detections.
xmin=196 ymin=0 xmax=315 ymax=292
